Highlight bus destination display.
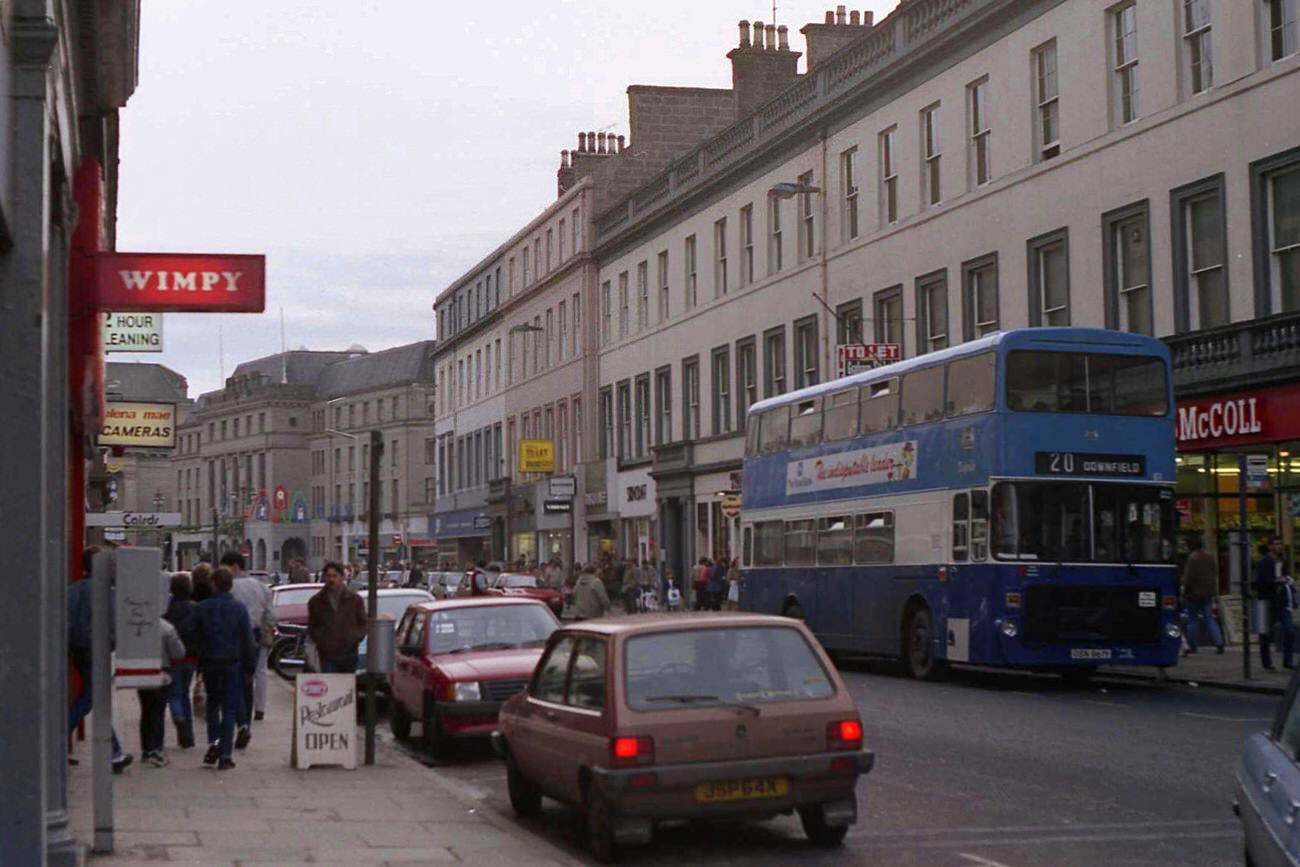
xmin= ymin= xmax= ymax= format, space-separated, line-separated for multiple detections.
xmin=1033 ymin=451 xmax=1146 ymax=477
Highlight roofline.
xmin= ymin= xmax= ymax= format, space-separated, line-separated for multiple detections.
xmin=433 ymin=178 xmax=593 ymax=309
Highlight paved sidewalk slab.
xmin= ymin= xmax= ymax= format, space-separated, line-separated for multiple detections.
xmin=67 ymin=675 xmax=582 ymax=866
xmin=1101 ymin=643 xmax=1295 ymax=695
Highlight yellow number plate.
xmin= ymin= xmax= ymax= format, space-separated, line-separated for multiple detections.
xmin=693 ymin=776 xmax=789 ymax=803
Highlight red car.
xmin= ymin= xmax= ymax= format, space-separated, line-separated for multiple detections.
xmin=487 ymin=572 xmax=564 ymax=617
xmin=388 ymin=597 xmax=560 ymax=757
xmin=270 ymin=582 xmax=323 ymax=630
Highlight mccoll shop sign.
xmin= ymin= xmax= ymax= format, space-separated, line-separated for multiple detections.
xmin=1176 ymin=384 xmax=1300 ymax=450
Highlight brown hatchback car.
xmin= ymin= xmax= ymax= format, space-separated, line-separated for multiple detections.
xmin=493 ymin=612 xmax=873 ymax=862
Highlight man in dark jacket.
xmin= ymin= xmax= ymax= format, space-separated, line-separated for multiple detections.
xmin=195 ymin=567 xmax=256 ymax=769
xmin=307 ymin=561 xmax=367 ymax=673
xmin=1255 ymin=535 xmax=1295 ymax=671
xmin=67 ymin=546 xmax=132 ymax=772
xmin=163 ymin=573 xmax=200 ymax=748
xmin=1181 ymin=535 xmax=1223 ymax=655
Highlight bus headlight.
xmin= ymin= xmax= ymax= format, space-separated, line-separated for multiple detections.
xmin=1165 ymin=622 xmax=1182 ymax=640
xmin=1000 ymin=620 xmax=1018 ymax=639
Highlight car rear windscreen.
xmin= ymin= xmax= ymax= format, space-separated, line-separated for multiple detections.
xmin=624 ymin=626 xmax=836 ymax=711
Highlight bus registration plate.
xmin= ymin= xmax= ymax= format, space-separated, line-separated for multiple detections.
xmin=694 ymin=776 xmax=789 ymax=803
xmin=1070 ymin=648 xmax=1113 ymax=660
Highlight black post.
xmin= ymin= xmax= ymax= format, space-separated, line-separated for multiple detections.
xmin=366 ymin=429 xmax=381 ymax=764
xmin=1240 ymin=453 xmax=1251 ymax=680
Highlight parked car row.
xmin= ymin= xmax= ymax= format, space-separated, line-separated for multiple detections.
xmin=382 ymin=596 xmax=872 ymax=862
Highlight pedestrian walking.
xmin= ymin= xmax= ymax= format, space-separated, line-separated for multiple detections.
xmin=572 ymin=564 xmax=611 ymax=620
xmin=189 ymin=563 xmax=213 ymax=719
xmin=306 ymin=561 xmax=367 ymax=673
xmin=225 ymin=552 xmax=274 ymax=747
xmin=67 ymin=546 xmax=132 ymax=773
xmin=692 ymin=558 xmax=710 ymax=610
xmin=725 ymin=557 xmax=742 ymax=610
xmin=705 ymin=557 xmax=727 ymax=611
xmin=621 ymin=568 xmax=641 ymax=614
xmin=163 ymin=573 xmax=200 ymax=748
xmin=1255 ymin=536 xmax=1296 ymax=671
xmin=1181 ymin=535 xmax=1224 ymax=655
xmin=138 ymin=615 xmax=186 ymax=767
xmin=195 ymin=567 xmax=257 ymax=770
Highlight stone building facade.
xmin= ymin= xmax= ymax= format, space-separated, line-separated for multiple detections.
xmin=584 ymin=0 xmax=1300 ymax=586
xmin=171 ymin=342 xmax=437 ymax=572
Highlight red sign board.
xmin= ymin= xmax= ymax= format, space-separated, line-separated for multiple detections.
xmin=93 ymin=252 xmax=266 ymax=313
xmin=837 ymin=343 xmax=900 ymax=377
xmin=1176 ymin=383 xmax=1300 ymax=450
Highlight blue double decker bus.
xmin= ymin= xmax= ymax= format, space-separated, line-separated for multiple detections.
xmin=738 ymin=328 xmax=1182 ymax=680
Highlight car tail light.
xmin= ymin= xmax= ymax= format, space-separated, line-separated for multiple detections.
xmin=610 ymin=735 xmax=655 ymax=767
xmin=1162 ymin=595 xmax=1177 ymax=610
xmin=627 ymin=772 xmax=659 ymax=789
xmin=1005 ymin=591 xmax=1021 ymax=609
xmin=827 ymin=719 xmax=862 ymax=751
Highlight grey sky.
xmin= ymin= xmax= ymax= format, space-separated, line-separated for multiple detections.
xmin=115 ymin=1 xmax=900 ymax=398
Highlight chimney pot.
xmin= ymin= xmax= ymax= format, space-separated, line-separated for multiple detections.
xmin=778 ymin=25 xmax=790 ymax=51
xmin=753 ymin=21 xmax=765 ymax=49
xmin=766 ymin=23 xmax=777 ymax=50
xmin=836 ymin=5 xmax=847 ymax=25
xmin=617 ymin=134 xmax=626 ymax=152
xmin=587 ymin=131 xmax=596 ymax=152
xmin=825 ymin=10 xmax=834 ymax=24
xmin=864 ymin=11 xmax=873 ymax=26
xmin=560 ymin=149 xmax=569 ymax=168
xmin=577 ymin=132 xmax=586 ymax=152
xmin=849 ymin=10 xmax=860 ymax=25
xmin=738 ymin=20 xmax=750 ymax=48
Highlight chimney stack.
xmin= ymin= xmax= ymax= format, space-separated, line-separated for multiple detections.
xmin=801 ymin=7 xmax=875 ymax=71
xmin=556 ymin=149 xmax=575 ymax=197
xmin=728 ymin=18 xmax=801 ymax=119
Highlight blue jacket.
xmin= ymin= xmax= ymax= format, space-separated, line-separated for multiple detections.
xmin=705 ymin=562 xmax=726 ymax=593
xmin=67 ymin=575 xmax=114 ymax=650
xmin=196 ymin=591 xmax=256 ymax=672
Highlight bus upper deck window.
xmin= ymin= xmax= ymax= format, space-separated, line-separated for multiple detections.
xmin=902 ymin=366 xmax=945 ymax=426
xmin=823 ymin=389 xmax=860 ymax=441
xmin=861 ymin=379 xmax=899 ymax=434
xmin=789 ymin=398 xmax=823 ymax=449
xmin=947 ymin=353 xmax=995 ymax=417
xmin=759 ymin=406 xmax=790 ymax=452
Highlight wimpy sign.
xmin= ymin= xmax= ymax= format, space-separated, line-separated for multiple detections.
xmin=293 ymin=674 xmax=358 ymax=769
xmin=94 ymin=252 xmax=266 ymax=313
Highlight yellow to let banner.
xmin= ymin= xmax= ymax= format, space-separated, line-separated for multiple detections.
xmin=518 ymin=439 xmax=555 ymax=473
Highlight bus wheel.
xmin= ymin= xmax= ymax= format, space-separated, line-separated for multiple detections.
xmin=782 ymin=601 xmax=805 ymax=621
xmin=903 ymin=605 xmax=947 ymax=681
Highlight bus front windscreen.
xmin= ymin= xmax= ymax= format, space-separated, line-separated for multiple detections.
xmin=1004 ymin=351 xmax=1168 ymax=416
xmin=992 ymin=481 xmax=1174 ymax=564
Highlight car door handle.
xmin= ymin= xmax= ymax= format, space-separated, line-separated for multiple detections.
xmin=545 ymin=711 xmax=557 ymax=722
xmin=1263 ymin=771 xmax=1279 ymax=792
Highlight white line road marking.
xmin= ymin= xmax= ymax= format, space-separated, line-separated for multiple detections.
xmin=960 ymin=853 xmax=1017 ymax=867
xmin=1081 ymin=700 xmax=1130 ymax=707
xmin=1180 ymin=712 xmax=1274 ymax=722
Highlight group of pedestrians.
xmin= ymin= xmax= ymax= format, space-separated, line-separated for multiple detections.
xmin=68 ymin=550 xmax=273 ymax=772
xmin=1180 ymin=532 xmax=1298 ymax=672
xmin=691 ymin=556 xmax=740 ymax=611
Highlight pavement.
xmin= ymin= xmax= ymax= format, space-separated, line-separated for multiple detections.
xmin=66 ymin=676 xmax=584 ymax=866
xmin=1102 ymin=641 xmax=1296 ymax=695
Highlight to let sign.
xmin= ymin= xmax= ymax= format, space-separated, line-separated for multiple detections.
xmin=94 ymin=252 xmax=266 ymax=313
